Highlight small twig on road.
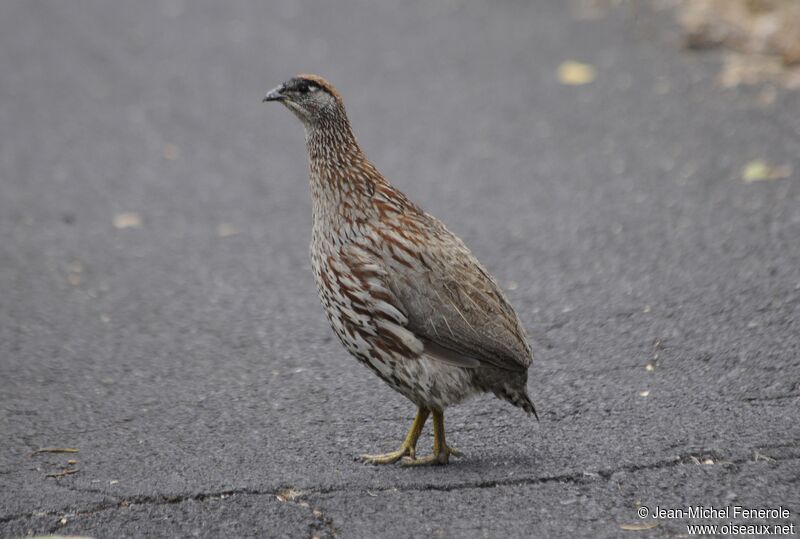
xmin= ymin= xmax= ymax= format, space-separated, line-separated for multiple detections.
xmin=31 ymin=447 xmax=79 ymax=456
xmin=753 ymin=451 xmax=776 ymax=463
xmin=45 ymin=468 xmax=80 ymax=479
xmin=620 ymin=521 xmax=659 ymax=531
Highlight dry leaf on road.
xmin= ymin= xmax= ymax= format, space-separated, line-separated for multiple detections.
xmin=113 ymin=212 xmax=142 ymax=229
xmin=742 ymin=160 xmax=792 ymax=182
xmin=558 ymin=61 xmax=596 ymax=85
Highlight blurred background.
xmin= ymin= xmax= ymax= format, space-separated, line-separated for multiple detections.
xmin=1 ymin=1 xmax=798 ymax=537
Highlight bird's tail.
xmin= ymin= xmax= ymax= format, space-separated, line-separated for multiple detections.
xmin=498 ymin=386 xmax=539 ymax=421
xmin=519 ymin=393 xmax=539 ymax=421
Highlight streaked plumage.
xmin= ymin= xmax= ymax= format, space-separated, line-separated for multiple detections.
xmin=263 ymin=74 xmax=536 ymax=465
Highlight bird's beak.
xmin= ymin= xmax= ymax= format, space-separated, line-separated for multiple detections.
xmin=263 ymin=84 xmax=286 ymax=103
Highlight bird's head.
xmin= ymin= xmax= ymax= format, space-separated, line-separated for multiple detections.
xmin=263 ymin=74 xmax=344 ymax=126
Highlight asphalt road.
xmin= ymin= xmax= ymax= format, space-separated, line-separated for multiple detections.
xmin=1 ymin=1 xmax=799 ymax=538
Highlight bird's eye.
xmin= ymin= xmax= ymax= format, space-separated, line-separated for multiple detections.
xmin=309 ymin=85 xmax=320 ymax=92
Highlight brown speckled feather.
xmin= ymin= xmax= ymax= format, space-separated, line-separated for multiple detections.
xmin=352 ymin=185 xmax=532 ymax=372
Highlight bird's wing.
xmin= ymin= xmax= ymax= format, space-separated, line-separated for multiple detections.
xmin=396 ymin=231 xmax=532 ymax=372
xmin=336 ymin=242 xmax=480 ymax=370
xmin=343 ymin=223 xmax=532 ymax=372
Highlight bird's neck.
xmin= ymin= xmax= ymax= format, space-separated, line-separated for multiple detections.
xmin=304 ymin=112 xmax=360 ymax=163
xmin=304 ymin=114 xmax=382 ymax=229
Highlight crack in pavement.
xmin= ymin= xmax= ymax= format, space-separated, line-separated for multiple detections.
xmin=322 ymin=449 xmax=800 ymax=496
xmin=0 ymin=486 xmax=293 ymax=523
xmin=1 ymin=486 xmax=336 ymax=538
xmin=3 ymin=446 xmax=797 ymax=529
xmin=743 ymin=394 xmax=800 ymax=403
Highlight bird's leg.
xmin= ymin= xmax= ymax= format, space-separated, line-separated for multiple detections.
xmin=361 ymin=407 xmax=430 ymax=465
xmin=402 ymin=409 xmax=462 ymax=466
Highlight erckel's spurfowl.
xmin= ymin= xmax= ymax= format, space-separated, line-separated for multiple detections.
xmin=263 ymin=74 xmax=536 ymax=465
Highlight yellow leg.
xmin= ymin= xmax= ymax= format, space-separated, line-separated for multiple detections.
xmin=361 ymin=407 xmax=430 ymax=465
xmin=402 ymin=410 xmax=462 ymax=466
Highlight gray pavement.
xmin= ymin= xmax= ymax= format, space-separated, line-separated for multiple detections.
xmin=1 ymin=1 xmax=799 ymax=537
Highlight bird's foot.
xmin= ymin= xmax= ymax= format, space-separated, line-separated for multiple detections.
xmin=360 ymin=407 xmax=431 ymax=465
xmin=360 ymin=445 xmax=416 ymax=465
xmin=401 ymin=445 xmax=462 ymax=466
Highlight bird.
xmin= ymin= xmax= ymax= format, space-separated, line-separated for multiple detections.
xmin=263 ymin=74 xmax=536 ymax=465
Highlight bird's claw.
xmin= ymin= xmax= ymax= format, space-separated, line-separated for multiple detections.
xmin=401 ymin=445 xmax=462 ymax=466
xmin=360 ymin=446 xmax=414 ymax=465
